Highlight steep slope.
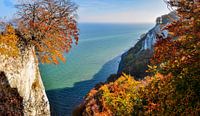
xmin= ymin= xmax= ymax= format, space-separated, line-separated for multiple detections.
xmin=0 ymin=47 xmax=50 ymax=115
xmin=118 ymin=12 xmax=177 ymax=80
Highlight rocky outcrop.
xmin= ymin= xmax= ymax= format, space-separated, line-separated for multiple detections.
xmin=0 ymin=47 xmax=50 ymax=116
xmin=0 ymin=71 xmax=24 ymax=115
xmin=118 ymin=12 xmax=177 ymax=80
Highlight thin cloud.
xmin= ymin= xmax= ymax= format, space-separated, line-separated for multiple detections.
xmin=79 ymin=9 xmax=156 ymax=23
xmin=75 ymin=0 xmax=170 ymax=23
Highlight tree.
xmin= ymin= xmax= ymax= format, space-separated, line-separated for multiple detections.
xmin=75 ymin=0 xmax=200 ymax=115
xmin=150 ymin=0 xmax=200 ymax=113
xmin=0 ymin=23 xmax=19 ymax=57
xmin=16 ymin=0 xmax=79 ymax=64
xmin=152 ymin=0 xmax=200 ymax=78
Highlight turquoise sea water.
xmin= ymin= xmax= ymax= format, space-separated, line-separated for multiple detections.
xmin=39 ymin=23 xmax=153 ymax=115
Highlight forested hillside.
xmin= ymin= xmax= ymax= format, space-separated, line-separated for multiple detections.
xmin=76 ymin=0 xmax=200 ymax=115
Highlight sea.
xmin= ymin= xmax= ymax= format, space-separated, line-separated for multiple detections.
xmin=39 ymin=23 xmax=154 ymax=115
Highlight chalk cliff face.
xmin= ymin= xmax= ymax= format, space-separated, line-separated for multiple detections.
xmin=118 ymin=12 xmax=177 ymax=80
xmin=0 ymin=47 xmax=50 ymax=116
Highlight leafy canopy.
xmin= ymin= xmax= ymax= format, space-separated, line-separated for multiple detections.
xmin=0 ymin=0 xmax=79 ymax=64
xmin=152 ymin=0 xmax=200 ymax=78
xmin=16 ymin=0 xmax=79 ymax=64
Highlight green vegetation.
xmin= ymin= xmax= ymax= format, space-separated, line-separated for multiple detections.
xmin=117 ymin=12 xmax=176 ymax=80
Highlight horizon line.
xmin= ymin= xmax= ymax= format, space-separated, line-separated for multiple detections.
xmin=78 ymin=22 xmax=155 ymax=24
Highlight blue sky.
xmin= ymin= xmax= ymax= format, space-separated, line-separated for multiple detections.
xmin=0 ymin=0 xmax=170 ymax=23
xmin=0 ymin=0 xmax=16 ymax=20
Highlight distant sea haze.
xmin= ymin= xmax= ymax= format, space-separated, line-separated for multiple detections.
xmin=39 ymin=23 xmax=153 ymax=115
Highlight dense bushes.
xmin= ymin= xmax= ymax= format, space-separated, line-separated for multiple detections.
xmin=82 ymin=72 xmax=200 ymax=115
xmin=82 ymin=74 xmax=142 ymax=116
xmin=0 ymin=24 xmax=19 ymax=57
xmin=80 ymin=0 xmax=200 ymax=115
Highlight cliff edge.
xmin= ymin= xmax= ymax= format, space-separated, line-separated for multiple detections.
xmin=0 ymin=47 xmax=50 ymax=115
xmin=118 ymin=12 xmax=177 ymax=80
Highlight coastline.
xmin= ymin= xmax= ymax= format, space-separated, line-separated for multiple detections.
xmin=46 ymin=55 xmax=121 ymax=115
xmin=40 ymin=23 xmax=154 ymax=115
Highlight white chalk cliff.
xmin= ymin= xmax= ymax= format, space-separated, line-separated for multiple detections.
xmin=0 ymin=47 xmax=50 ymax=116
xmin=118 ymin=12 xmax=178 ymax=79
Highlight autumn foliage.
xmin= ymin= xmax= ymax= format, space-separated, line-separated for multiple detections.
xmin=82 ymin=73 xmax=199 ymax=115
xmin=80 ymin=0 xmax=200 ymax=115
xmin=82 ymin=74 xmax=143 ymax=116
xmin=0 ymin=23 xmax=19 ymax=57
xmin=0 ymin=0 xmax=79 ymax=64
xmin=147 ymin=0 xmax=200 ymax=114
xmin=152 ymin=0 xmax=200 ymax=78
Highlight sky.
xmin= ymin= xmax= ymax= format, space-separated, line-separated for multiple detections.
xmin=0 ymin=0 xmax=170 ymax=23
